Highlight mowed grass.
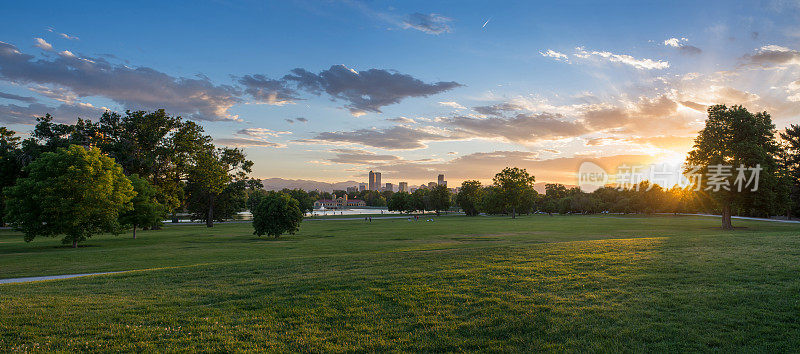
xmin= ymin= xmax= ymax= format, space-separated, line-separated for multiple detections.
xmin=1 ymin=215 xmax=799 ymax=351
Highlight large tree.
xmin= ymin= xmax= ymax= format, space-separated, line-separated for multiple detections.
xmin=4 ymin=145 xmax=135 ymax=247
xmin=186 ymin=147 xmax=252 ymax=227
xmin=0 ymin=127 xmax=22 ymax=226
xmin=119 ymin=174 xmax=165 ymax=239
xmin=779 ymin=124 xmax=800 ymax=217
xmin=492 ymin=167 xmax=536 ymax=218
xmin=686 ymin=105 xmax=782 ymax=229
xmin=252 ymin=192 xmax=303 ymax=239
xmin=456 ymin=180 xmax=483 ymax=216
xmin=428 ymin=185 xmax=452 ymax=215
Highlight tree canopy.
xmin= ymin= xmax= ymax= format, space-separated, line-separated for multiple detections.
xmin=4 ymin=145 xmax=135 ymax=247
xmin=252 ymin=192 xmax=303 ymax=239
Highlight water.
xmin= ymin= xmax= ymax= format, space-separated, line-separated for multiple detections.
xmin=310 ymin=208 xmax=400 ymax=216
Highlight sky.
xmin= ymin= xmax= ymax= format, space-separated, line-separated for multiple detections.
xmin=1 ymin=0 xmax=799 ymax=187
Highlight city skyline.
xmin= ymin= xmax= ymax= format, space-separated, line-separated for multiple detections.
xmin=1 ymin=1 xmax=799 ymax=185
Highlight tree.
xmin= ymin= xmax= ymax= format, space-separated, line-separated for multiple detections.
xmin=120 ymin=174 xmax=165 ymax=239
xmin=456 ymin=180 xmax=483 ymax=216
xmin=686 ymin=105 xmax=781 ymax=229
xmin=388 ymin=192 xmax=411 ymax=213
xmin=281 ymin=189 xmax=314 ymax=214
xmin=186 ymin=147 xmax=252 ymax=227
xmin=779 ymin=124 xmax=800 ymax=217
xmin=0 ymin=127 xmax=22 ymax=226
xmin=4 ymin=145 xmax=135 ymax=247
xmin=492 ymin=167 xmax=536 ymax=218
xmin=427 ymin=185 xmax=451 ymax=215
xmin=252 ymin=192 xmax=303 ymax=239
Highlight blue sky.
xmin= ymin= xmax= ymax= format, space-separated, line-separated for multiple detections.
xmin=1 ymin=0 xmax=799 ymax=186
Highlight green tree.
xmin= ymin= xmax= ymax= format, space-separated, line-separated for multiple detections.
xmin=186 ymin=147 xmax=252 ymax=227
xmin=686 ymin=105 xmax=782 ymax=229
xmin=281 ymin=189 xmax=314 ymax=214
xmin=0 ymin=127 xmax=22 ymax=226
xmin=388 ymin=192 xmax=411 ymax=213
xmin=252 ymin=192 xmax=303 ymax=238
xmin=456 ymin=180 xmax=483 ymax=216
xmin=429 ymin=185 xmax=451 ymax=215
xmin=120 ymin=174 xmax=165 ymax=239
xmin=492 ymin=167 xmax=536 ymax=218
xmin=779 ymin=124 xmax=800 ymax=217
xmin=4 ymin=145 xmax=135 ymax=247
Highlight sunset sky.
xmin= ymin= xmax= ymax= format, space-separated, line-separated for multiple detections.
xmin=1 ymin=0 xmax=799 ymax=186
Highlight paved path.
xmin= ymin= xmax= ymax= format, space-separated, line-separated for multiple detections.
xmin=0 ymin=271 xmax=124 ymax=285
xmin=655 ymin=213 xmax=800 ymax=224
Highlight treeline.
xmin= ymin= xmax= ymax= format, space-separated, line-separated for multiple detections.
xmin=0 ymin=110 xmax=258 ymax=246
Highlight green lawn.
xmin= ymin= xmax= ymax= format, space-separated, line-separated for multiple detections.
xmin=1 ymin=215 xmax=799 ymax=351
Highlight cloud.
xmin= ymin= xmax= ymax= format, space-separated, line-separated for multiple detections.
xmin=33 ymin=38 xmax=53 ymax=51
xmin=581 ymin=95 xmax=695 ymax=135
xmin=0 ymin=91 xmax=36 ymax=103
xmin=326 ymin=148 xmax=403 ymax=165
xmin=0 ymin=40 xmax=241 ymax=121
xmin=282 ymin=64 xmax=462 ymax=116
xmin=663 ymin=37 xmax=702 ymax=55
xmin=0 ymin=101 xmax=106 ymax=124
xmin=306 ymin=125 xmax=452 ymax=150
xmin=574 ymin=47 xmax=669 ymax=70
xmin=746 ymin=45 xmax=800 ymax=67
xmin=295 ymin=117 xmax=308 ymax=123
xmin=540 ymin=49 xmax=569 ymax=62
xmin=472 ymin=102 xmax=527 ymax=116
xmin=387 ymin=116 xmax=416 ymax=124
xmin=238 ymin=74 xmax=298 ymax=105
xmin=235 ymin=127 xmax=291 ymax=137
xmin=441 ymin=113 xmax=588 ymax=143
xmin=438 ymin=101 xmax=466 ymax=109
xmin=59 ymin=32 xmax=79 ymax=40
xmin=214 ymin=137 xmax=286 ymax=148
xmin=402 ymin=13 xmax=453 ymax=35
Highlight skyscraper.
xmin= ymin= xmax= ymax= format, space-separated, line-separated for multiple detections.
xmin=368 ymin=171 xmax=382 ymax=191
xmin=384 ymin=183 xmax=393 ymax=192
xmin=398 ymin=182 xmax=408 ymax=192
xmin=368 ymin=171 xmax=375 ymax=191
xmin=438 ymin=174 xmax=446 ymax=186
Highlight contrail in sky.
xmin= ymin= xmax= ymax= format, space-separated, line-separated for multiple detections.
xmin=482 ymin=17 xmax=492 ymax=28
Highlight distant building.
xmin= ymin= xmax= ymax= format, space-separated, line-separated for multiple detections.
xmin=384 ymin=183 xmax=393 ymax=192
xmin=346 ymin=186 xmax=357 ymax=193
xmin=358 ymin=184 xmax=366 ymax=192
xmin=438 ymin=174 xmax=445 ymax=186
xmin=314 ymin=194 xmax=366 ymax=209
xmin=428 ymin=182 xmax=437 ymax=189
xmin=368 ymin=170 xmax=382 ymax=191
xmin=398 ymin=182 xmax=408 ymax=192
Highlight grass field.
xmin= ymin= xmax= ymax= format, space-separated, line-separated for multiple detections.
xmin=1 ymin=215 xmax=799 ymax=351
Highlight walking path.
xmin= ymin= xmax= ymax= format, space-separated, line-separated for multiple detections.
xmin=656 ymin=213 xmax=800 ymax=224
xmin=0 ymin=271 xmax=124 ymax=285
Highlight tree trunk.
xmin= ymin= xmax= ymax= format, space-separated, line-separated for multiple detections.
xmin=172 ymin=213 xmax=179 ymax=223
xmin=512 ymin=207 xmax=516 ymax=219
xmin=132 ymin=224 xmax=137 ymax=239
xmin=72 ymin=240 xmax=77 ymax=248
xmin=206 ymin=194 xmax=214 ymax=228
xmin=721 ymin=204 xmax=733 ymax=230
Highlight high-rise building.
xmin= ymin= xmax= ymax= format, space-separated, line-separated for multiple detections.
xmin=437 ymin=174 xmax=446 ymax=187
xmin=368 ymin=170 xmax=382 ymax=191
xmin=428 ymin=182 xmax=437 ymax=189
xmin=358 ymin=184 xmax=366 ymax=192
xmin=398 ymin=182 xmax=408 ymax=192
xmin=384 ymin=183 xmax=393 ymax=192
xmin=346 ymin=186 xmax=357 ymax=193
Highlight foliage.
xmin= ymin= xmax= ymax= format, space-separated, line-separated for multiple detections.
xmin=3 ymin=145 xmax=135 ymax=247
xmin=0 ymin=127 xmax=22 ymax=225
xmin=120 ymin=174 xmax=166 ymax=238
xmin=280 ymin=189 xmax=315 ymax=214
xmin=252 ymin=192 xmax=303 ymax=238
xmin=686 ymin=105 xmax=783 ymax=229
xmin=428 ymin=185 xmax=452 ymax=214
xmin=492 ymin=167 xmax=537 ymax=218
xmin=456 ymin=180 xmax=483 ymax=216
xmin=186 ymin=147 xmax=253 ymax=227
